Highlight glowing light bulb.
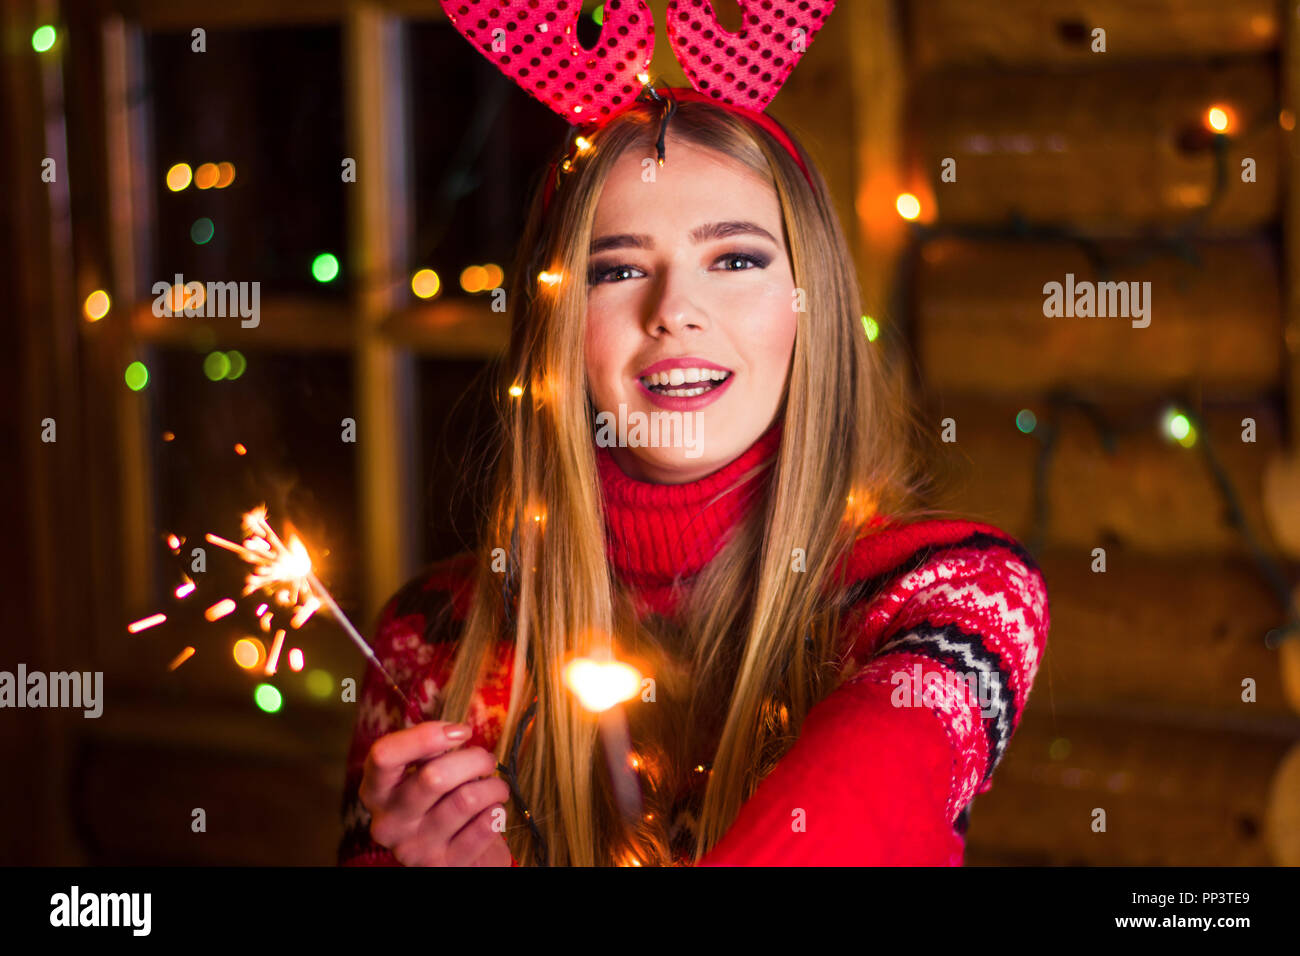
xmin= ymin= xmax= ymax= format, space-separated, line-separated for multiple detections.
xmin=254 ymin=683 xmax=282 ymax=713
xmin=32 ymin=25 xmax=57 ymax=53
xmin=233 ymin=637 xmax=266 ymax=670
xmin=124 ymin=361 xmax=149 ymax=391
xmin=166 ymin=163 xmax=193 ymax=191
xmin=563 ymin=657 xmax=642 ymax=713
xmin=1205 ymin=105 xmax=1234 ymax=134
xmin=895 ymin=193 xmax=921 ymax=220
xmin=460 ymin=265 xmax=488 ymax=293
xmin=194 ymin=163 xmax=220 ymax=189
xmin=312 ymin=253 xmax=340 ymax=283
xmin=84 ymin=290 xmax=111 ymax=322
xmin=412 ymin=268 xmax=440 ymax=299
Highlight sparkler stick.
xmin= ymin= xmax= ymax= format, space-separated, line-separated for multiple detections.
xmin=598 ymin=708 xmax=643 ymax=824
xmin=305 ymin=568 xmax=414 ymax=713
xmin=564 ymin=656 xmax=644 ymax=824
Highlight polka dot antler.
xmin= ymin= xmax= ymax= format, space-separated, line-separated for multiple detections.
xmin=438 ymin=0 xmax=837 ymax=125
xmin=439 ymin=1 xmax=837 ymax=215
xmin=438 ymin=0 xmax=657 ymax=124
xmin=665 ymin=0 xmax=837 ymax=111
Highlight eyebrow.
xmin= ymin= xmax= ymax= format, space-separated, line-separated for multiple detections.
xmin=589 ymin=220 xmax=780 ymax=255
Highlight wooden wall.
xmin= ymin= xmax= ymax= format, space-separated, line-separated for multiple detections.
xmin=894 ymin=1 xmax=1300 ymax=864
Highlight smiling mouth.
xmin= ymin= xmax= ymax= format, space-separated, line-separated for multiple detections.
xmin=638 ymin=368 xmax=732 ymax=398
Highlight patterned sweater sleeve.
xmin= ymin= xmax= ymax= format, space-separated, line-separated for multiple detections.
xmin=337 ymin=568 xmax=466 ymax=866
xmin=697 ymin=522 xmax=1050 ymax=866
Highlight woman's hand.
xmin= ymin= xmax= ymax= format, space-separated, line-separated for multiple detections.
xmin=360 ymin=720 xmax=513 ymax=866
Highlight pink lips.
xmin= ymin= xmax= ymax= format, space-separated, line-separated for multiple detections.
xmin=635 ymin=356 xmax=734 ymax=412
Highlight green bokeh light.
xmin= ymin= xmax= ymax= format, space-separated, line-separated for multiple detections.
xmin=203 ymin=351 xmax=230 ymax=381
xmin=32 ymin=26 xmax=56 ymax=53
xmin=1165 ymin=410 xmax=1191 ymax=442
xmin=225 ymin=350 xmax=246 ymax=380
xmin=190 ymin=217 xmax=215 ymax=245
xmin=860 ymin=314 xmax=879 ymax=342
xmin=254 ymin=683 xmax=283 ymax=714
xmin=311 ymin=253 xmax=340 ymax=283
xmin=124 ymin=361 xmax=149 ymax=391
xmin=305 ymin=669 xmax=333 ymax=699
xmin=592 ymin=4 xmax=604 ymax=26
xmin=1015 ymin=409 xmax=1037 ymax=434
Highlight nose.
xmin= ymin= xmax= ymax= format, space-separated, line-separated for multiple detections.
xmin=643 ymin=268 xmax=708 ymax=338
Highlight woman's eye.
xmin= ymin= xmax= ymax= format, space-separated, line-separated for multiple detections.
xmin=588 ymin=264 xmax=643 ymax=285
xmin=714 ymin=252 xmax=769 ymax=271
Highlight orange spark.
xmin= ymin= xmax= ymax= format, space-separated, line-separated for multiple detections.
xmin=128 ymin=613 xmax=167 ymax=634
xmin=205 ymin=598 xmax=237 ymax=621
xmin=265 ymin=628 xmax=286 ymax=675
xmin=290 ymin=595 xmax=320 ymax=629
xmin=168 ymin=646 xmax=196 ymax=670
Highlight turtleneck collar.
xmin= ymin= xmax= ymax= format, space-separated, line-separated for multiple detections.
xmin=595 ymin=421 xmax=783 ymax=606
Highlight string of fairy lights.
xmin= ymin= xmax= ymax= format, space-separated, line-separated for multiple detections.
xmin=895 ymin=99 xmax=1300 ymax=647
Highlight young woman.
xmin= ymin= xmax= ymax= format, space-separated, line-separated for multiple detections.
xmin=336 ymin=87 xmax=1051 ymax=867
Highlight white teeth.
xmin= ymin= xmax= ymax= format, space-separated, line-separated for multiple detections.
xmin=640 ymin=368 xmax=729 ymax=387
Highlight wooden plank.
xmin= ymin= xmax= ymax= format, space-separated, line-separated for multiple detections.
xmin=916 ymin=237 xmax=1282 ymax=395
xmin=112 ymin=0 xmax=451 ymax=30
xmin=384 ymin=299 xmax=509 ymax=356
xmin=1266 ymin=742 xmax=1300 ymax=865
xmin=1035 ymin=549 xmax=1294 ymax=722
xmin=927 ymin=396 xmax=1283 ymax=555
xmin=130 ymin=297 xmax=354 ymax=351
xmin=911 ymin=0 xmax=1279 ymax=71
xmin=102 ymin=19 xmax=155 ymax=613
xmin=1284 ymin=0 xmax=1300 ymax=448
xmin=965 ymin=706 xmax=1293 ymax=865
xmin=347 ymin=9 xmax=419 ymax=622
xmin=914 ymin=61 xmax=1279 ymax=234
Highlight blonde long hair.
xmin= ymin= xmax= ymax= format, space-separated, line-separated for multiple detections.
xmin=437 ymin=96 xmax=948 ymax=865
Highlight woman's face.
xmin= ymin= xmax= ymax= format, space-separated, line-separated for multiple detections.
xmin=584 ymin=132 xmax=798 ymax=484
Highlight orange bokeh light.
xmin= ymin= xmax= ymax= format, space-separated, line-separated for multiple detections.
xmin=194 ymin=163 xmax=220 ymax=189
xmin=233 ymin=637 xmax=265 ymax=670
xmin=83 ymin=290 xmax=111 ymax=322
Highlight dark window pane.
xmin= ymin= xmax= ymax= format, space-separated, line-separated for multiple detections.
xmin=405 ymin=21 xmax=568 ymax=302
xmin=414 ymin=357 xmax=499 ymax=564
xmin=145 ymin=27 xmax=349 ymax=299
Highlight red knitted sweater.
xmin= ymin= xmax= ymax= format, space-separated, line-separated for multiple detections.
xmin=338 ymin=423 xmax=1051 ymax=866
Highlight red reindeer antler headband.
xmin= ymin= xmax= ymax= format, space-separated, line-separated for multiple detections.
xmin=438 ymin=1 xmax=836 ymax=210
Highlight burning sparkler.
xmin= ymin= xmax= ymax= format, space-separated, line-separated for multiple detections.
xmin=131 ymin=504 xmax=414 ymax=715
xmin=203 ymin=505 xmax=415 ymax=713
